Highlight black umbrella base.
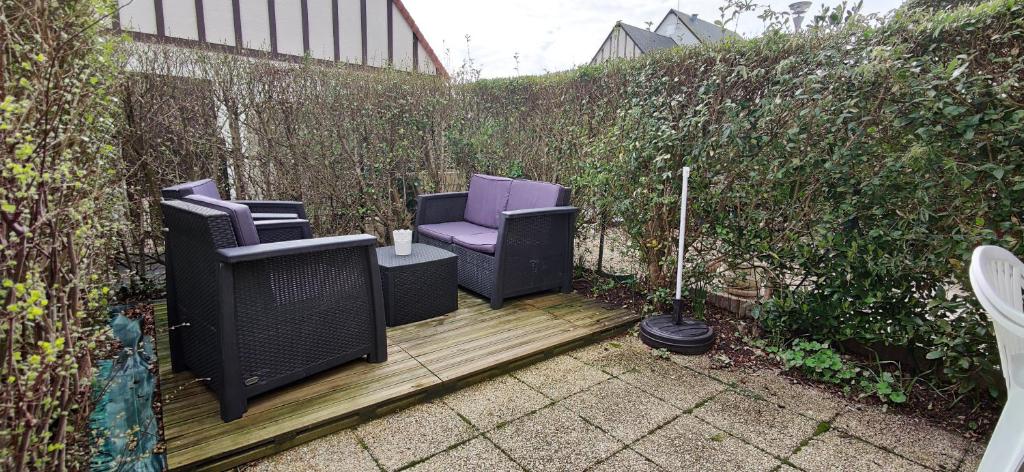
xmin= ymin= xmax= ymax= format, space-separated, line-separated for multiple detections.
xmin=639 ymin=314 xmax=715 ymax=355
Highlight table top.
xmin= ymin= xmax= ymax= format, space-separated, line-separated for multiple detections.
xmin=376 ymin=243 xmax=456 ymax=268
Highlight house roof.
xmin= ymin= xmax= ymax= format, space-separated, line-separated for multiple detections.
xmin=660 ymin=10 xmax=740 ymax=44
xmin=393 ymin=0 xmax=449 ymax=78
xmin=617 ymin=22 xmax=679 ymax=53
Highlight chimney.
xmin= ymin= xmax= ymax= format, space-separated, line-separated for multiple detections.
xmin=690 ymin=13 xmax=698 ymax=21
xmin=789 ymin=1 xmax=812 ymax=31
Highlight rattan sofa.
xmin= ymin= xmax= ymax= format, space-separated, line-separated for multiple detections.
xmin=414 ymin=174 xmax=577 ymax=309
xmin=161 ymin=199 xmax=387 ymax=421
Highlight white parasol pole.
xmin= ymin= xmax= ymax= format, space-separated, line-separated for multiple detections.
xmin=674 ymin=167 xmax=690 ymax=300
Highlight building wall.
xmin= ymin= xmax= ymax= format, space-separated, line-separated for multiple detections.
xmin=591 ymin=26 xmax=640 ymax=64
xmin=654 ymin=15 xmax=700 ymax=46
xmin=116 ymin=0 xmax=444 ymax=75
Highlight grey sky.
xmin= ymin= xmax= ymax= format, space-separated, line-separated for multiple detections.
xmin=403 ymin=0 xmax=904 ymax=79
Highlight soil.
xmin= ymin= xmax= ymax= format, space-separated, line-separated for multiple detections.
xmin=573 ymin=270 xmax=1001 ymax=441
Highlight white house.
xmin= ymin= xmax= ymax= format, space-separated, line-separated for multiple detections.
xmin=591 ymin=10 xmax=738 ymax=64
xmin=115 ymin=0 xmax=447 ymax=77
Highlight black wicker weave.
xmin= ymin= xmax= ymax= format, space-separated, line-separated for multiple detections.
xmin=375 ymin=244 xmax=458 ymax=326
xmin=161 ymin=200 xmax=387 ymax=422
xmin=414 ymin=188 xmax=577 ymax=309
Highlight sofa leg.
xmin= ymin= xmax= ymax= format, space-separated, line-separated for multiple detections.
xmin=560 ymin=283 xmax=572 ymax=294
xmin=490 ymin=297 xmax=504 ymax=309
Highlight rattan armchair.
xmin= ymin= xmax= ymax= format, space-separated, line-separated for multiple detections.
xmin=161 ymin=200 xmax=387 ymax=422
xmin=415 ymin=175 xmax=577 ymax=309
xmin=161 ymin=178 xmax=307 ymax=220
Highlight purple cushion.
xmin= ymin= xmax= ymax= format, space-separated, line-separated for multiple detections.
xmin=162 ymin=178 xmax=221 ymax=200
xmin=463 ymin=174 xmax=512 ymax=229
xmin=183 ymin=195 xmax=260 ymax=246
xmin=417 ymin=221 xmax=493 ymax=243
xmin=506 ymin=180 xmax=567 ymax=211
xmin=452 ymin=231 xmax=498 ymax=254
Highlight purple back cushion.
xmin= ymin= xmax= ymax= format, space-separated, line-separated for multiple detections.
xmin=506 ymin=180 xmax=567 ymax=211
xmin=184 ymin=195 xmax=260 ymax=246
xmin=163 ymin=179 xmax=221 ymax=200
xmin=463 ymin=174 xmax=512 ymax=228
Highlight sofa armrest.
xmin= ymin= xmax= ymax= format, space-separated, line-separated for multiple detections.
xmin=501 ymin=206 xmax=578 ymax=219
xmin=415 ymin=192 xmax=469 ymax=226
xmin=254 ymin=219 xmax=313 ymax=242
xmin=232 ymin=200 xmax=307 ymax=219
xmin=495 ymin=207 xmax=578 ymax=296
xmin=217 ymin=234 xmax=377 ymax=263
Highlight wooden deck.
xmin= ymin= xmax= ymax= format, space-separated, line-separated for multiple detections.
xmin=155 ymin=290 xmax=638 ymax=471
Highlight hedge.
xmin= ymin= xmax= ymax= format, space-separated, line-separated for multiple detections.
xmin=119 ymin=0 xmax=1023 ymax=402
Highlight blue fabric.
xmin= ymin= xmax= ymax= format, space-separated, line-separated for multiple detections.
xmin=89 ymin=311 xmax=165 ymax=472
xmin=184 ymin=195 xmax=260 ymax=246
xmin=453 ymin=231 xmax=499 ymax=254
xmin=161 ymin=178 xmax=220 ymax=200
xmin=417 ymin=221 xmax=493 ymax=243
xmin=506 ymin=179 xmax=566 ymax=211
xmin=463 ymin=174 xmax=512 ymax=229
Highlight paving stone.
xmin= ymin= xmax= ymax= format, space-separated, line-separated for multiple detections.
xmin=354 ymin=401 xmax=477 ymax=471
xmin=242 ymin=430 xmax=379 ymax=472
xmin=589 ymin=448 xmax=663 ymax=472
xmin=958 ymin=440 xmax=986 ymax=471
xmin=789 ymin=430 xmax=930 ymax=472
xmin=561 ymin=378 xmax=680 ymax=443
xmin=632 ymin=414 xmax=778 ymax=472
xmin=693 ymin=390 xmax=820 ymax=457
xmin=512 ymin=355 xmax=611 ymax=400
xmin=569 ymin=334 xmax=659 ymax=375
xmin=618 ymin=360 xmax=727 ymax=411
xmin=442 ymin=375 xmax=550 ymax=431
xmin=405 ymin=436 xmax=522 ymax=472
xmin=731 ymin=369 xmax=849 ymax=421
xmin=487 ymin=405 xmax=622 ymax=472
xmin=834 ymin=406 xmax=969 ymax=470
xmin=668 ymin=351 xmax=717 ymax=371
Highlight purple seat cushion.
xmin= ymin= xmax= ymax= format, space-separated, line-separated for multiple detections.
xmin=417 ymin=221 xmax=494 ymax=243
xmin=506 ymin=180 xmax=567 ymax=211
xmin=452 ymin=231 xmax=498 ymax=254
xmin=162 ymin=178 xmax=221 ymax=200
xmin=463 ymin=174 xmax=512 ymax=229
xmin=183 ymin=195 xmax=260 ymax=246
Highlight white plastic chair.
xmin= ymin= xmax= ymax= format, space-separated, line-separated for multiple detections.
xmin=969 ymin=245 xmax=1024 ymax=472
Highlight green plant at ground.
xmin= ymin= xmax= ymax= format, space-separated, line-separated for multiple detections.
xmin=767 ymin=339 xmax=909 ymax=403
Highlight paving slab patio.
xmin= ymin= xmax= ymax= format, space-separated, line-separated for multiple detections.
xmin=788 ymin=430 xmax=930 ymax=472
xmin=243 ymin=331 xmax=987 ymax=472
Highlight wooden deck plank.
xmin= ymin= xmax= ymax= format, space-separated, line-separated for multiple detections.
xmin=156 ymin=289 xmax=638 ymax=470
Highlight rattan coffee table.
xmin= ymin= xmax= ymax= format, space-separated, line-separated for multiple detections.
xmin=376 ymin=243 xmax=458 ymax=327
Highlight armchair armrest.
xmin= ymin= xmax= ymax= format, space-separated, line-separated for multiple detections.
xmin=415 ymin=192 xmax=469 ymax=226
xmin=233 ymin=200 xmax=307 ymax=219
xmin=251 ymin=212 xmax=299 ymax=220
xmin=217 ymin=234 xmax=377 ymax=263
xmin=254 ymin=218 xmax=313 ymax=243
